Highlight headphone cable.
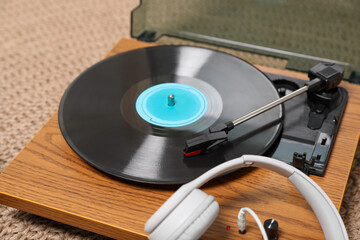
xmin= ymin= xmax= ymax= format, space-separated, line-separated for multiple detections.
xmin=237 ymin=207 xmax=268 ymax=240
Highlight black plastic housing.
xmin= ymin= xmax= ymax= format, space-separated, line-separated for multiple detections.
xmin=265 ymin=73 xmax=348 ymax=176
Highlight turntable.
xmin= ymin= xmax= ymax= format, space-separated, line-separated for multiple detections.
xmin=1 ymin=1 xmax=360 ymax=239
xmin=58 ymin=45 xmax=348 ymax=184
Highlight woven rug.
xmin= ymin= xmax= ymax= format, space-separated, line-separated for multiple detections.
xmin=0 ymin=0 xmax=359 ymax=239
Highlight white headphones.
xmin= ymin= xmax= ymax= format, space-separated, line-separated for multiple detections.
xmin=145 ymin=155 xmax=348 ymax=240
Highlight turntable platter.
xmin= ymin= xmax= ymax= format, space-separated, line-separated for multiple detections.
xmin=58 ymin=46 xmax=282 ymax=184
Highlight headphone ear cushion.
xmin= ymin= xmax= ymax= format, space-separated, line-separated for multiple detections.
xmin=177 ymin=200 xmax=219 ymax=240
xmin=149 ymin=189 xmax=219 ymax=240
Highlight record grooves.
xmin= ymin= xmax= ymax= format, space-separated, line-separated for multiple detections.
xmin=58 ymin=46 xmax=282 ymax=184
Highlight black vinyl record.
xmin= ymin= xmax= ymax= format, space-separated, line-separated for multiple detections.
xmin=58 ymin=46 xmax=283 ymax=184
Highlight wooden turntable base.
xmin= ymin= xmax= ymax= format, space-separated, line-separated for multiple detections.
xmin=0 ymin=39 xmax=359 ymax=239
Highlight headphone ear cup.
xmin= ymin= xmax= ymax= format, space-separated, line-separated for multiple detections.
xmin=149 ymin=189 xmax=219 ymax=240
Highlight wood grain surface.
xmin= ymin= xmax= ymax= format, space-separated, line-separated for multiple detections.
xmin=0 ymin=39 xmax=359 ymax=240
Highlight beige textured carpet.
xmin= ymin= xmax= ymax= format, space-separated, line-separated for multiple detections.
xmin=0 ymin=0 xmax=359 ymax=239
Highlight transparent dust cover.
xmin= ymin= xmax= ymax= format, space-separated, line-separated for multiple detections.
xmin=131 ymin=0 xmax=360 ymax=82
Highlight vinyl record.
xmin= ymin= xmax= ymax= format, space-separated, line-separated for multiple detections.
xmin=58 ymin=46 xmax=283 ymax=184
